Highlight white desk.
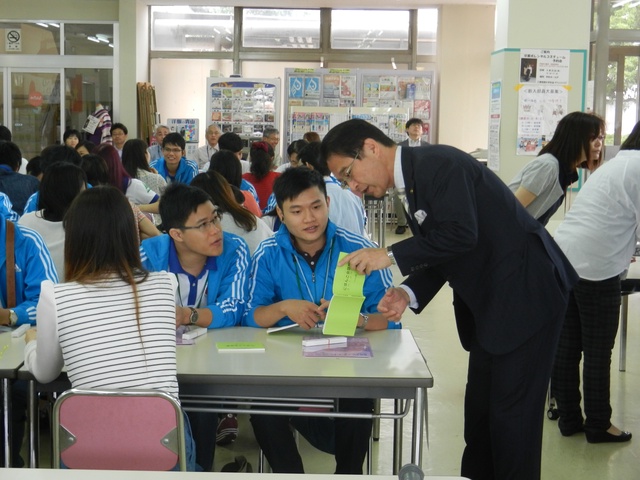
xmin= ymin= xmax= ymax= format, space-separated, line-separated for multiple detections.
xmin=22 ymin=327 xmax=433 ymax=473
xmin=3 ymin=468 xmax=469 ymax=479
xmin=0 ymin=330 xmax=26 ymax=467
xmin=177 ymin=327 xmax=433 ymax=471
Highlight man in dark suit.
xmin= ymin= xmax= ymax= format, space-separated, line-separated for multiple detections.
xmin=398 ymin=117 xmax=429 ymax=148
xmin=394 ymin=118 xmax=429 ymax=234
xmin=320 ymin=119 xmax=578 ymax=480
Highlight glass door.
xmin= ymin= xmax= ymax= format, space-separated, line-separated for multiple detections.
xmin=9 ymin=69 xmax=61 ymax=159
xmin=605 ymin=46 xmax=640 ymax=146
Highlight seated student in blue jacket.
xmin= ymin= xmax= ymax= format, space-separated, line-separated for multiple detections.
xmin=0 ymin=215 xmax=58 ymax=467
xmin=140 ymin=182 xmax=250 ymax=472
xmin=243 ymin=167 xmax=400 ymax=474
xmin=149 ymin=132 xmax=199 ymax=184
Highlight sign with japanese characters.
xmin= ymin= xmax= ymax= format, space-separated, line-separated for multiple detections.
xmin=516 ymin=85 xmax=568 ymax=156
xmin=519 ymin=49 xmax=570 ymax=85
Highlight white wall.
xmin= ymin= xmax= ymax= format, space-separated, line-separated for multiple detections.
xmin=438 ymin=4 xmax=496 ymax=153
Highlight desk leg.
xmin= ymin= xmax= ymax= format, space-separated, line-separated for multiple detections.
xmin=411 ymin=388 xmax=425 ymax=469
xmin=372 ymin=398 xmax=381 ymax=440
xmin=2 ymin=378 xmax=11 ymax=467
xmin=393 ymin=399 xmax=403 ymax=475
xmin=28 ymin=380 xmax=38 ymax=468
xmin=619 ymin=295 xmax=628 ymax=372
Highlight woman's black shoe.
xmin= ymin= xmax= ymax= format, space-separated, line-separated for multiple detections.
xmin=585 ymin=430 xmax=632 ymax=444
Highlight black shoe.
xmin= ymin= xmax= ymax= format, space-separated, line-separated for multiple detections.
xmin=560 ymin=425 xmax=584 ymax=437
xmin=560 ymin=424 xmax=584 ymax=437
xmin=395 ymin=225 xmax=407 ymax=234
xmin=585 ymin=430 xmax=632 ymax=444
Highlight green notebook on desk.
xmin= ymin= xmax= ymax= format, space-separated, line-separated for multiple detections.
xmin=323 ymin=252 xmax=366 ymax=336
xmin=216 ymin=342 xmax=265 ymax=352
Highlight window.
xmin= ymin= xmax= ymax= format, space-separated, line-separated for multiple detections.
xmin=0 ymin=22 xmax=60 ymax=55
xmin=151 ymin=6 xmax=234 ymax=52
xmin=331 ymin=10 xmax=410 ymax=50
xmin=417 ymin=9 xmax=438 ymax=56
xmin=609 ymin=1 xmax=640 ymax=30
xmin=242 ymin=9 xmax=320 ymax=49
xmin=65 ymin=24 xmax=114 ymax=56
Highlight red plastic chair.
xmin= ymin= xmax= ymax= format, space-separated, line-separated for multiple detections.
xmin=52 ymin=388 xmax=186 ymax=471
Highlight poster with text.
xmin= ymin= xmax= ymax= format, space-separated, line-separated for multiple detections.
xmin=519 ymin=49 xmax=570 ymax=85
xmin=516 ymin=85 xmax=568 ymax=156
xmin=488 ymin=81 xmax=502 ymax=171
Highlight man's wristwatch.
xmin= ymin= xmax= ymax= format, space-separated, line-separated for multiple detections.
xmin=9 ymin=310 xmax=18 ymax=326
xmin=188 ymin=307 xmax=199 ymax=325
xmin=359 ymin=313 xmax=369 ymax=329
xmin=386 ymin=245 xmax=396 ymax=265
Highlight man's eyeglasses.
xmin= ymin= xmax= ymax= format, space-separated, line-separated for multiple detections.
xmin=163 ymin=147 xmax=183 ymax=154
xmin=179 ymin=211 xmax=222 ymax=232
xmin=339 ymin=151 xmax=360 ymax=189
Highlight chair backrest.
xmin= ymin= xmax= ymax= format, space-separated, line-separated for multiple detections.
xmin=52 ymin=388 xmax=186 ymax=471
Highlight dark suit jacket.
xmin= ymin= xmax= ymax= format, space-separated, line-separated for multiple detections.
xmin=398 ymin=139 xmax=430 ymax=147
xmin=393 ymin=145 xmax=578 ymax=355
xmin=0 ymin=169 xmax=39 ymax=216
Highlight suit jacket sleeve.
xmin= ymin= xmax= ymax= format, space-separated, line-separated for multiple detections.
xmin=393 ymin=149 xmax=480 ymax=273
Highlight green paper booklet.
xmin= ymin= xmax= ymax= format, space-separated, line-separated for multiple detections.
xmin=323 ymin=252 xmax=366 ymax=336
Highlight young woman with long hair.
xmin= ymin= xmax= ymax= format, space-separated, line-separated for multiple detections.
xmin=243 ymin=141 xmax=280 ymax=211
xmin=508 ymin=111 xmax=605 ymax=225
xmin=23 ymin=186 xmax=195 ymax=470
xmin=95 ymin=143 xmax=160 ymax=213
xmin=191 ymin=171 xmax=273 ymax=253
xmin=122 ymin=138 xmax=167 ymax=196
xmin=82 ymin=151 xmax=161 ymax=241
xmin=208 ymin=149 xmax=262 ymax=217
xmin=18 ymin=163 xmax=86 ymax=278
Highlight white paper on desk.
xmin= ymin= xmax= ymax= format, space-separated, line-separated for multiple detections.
xmin=267 ymin=323 xmax=299 ymax=334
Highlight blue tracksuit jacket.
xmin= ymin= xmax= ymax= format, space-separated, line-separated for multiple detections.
xmin=140 ymin=232 xmax=250 ymax=328
xmin=243 ymin=220 xmax=399 ymax=329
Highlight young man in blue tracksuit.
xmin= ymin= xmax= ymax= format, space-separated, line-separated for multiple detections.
xmin=150 ymin=132 xmax=199 ymax=184
xmin=140 ymin=183 xmax=250 ymax=471
xmin=1 ymin=219 xmax=59 ymax=326
xmin=243 ymin=167 xmax=400 ymax=474
xmin=1 ymin=217 xmax=58 ymax=467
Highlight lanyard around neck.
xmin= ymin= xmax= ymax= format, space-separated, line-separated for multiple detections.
xmin=292 ymin=237 xmax=334 ymax=305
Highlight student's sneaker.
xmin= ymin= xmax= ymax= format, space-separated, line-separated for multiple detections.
xmin=216 ymin=414 xmax=239 ymax=446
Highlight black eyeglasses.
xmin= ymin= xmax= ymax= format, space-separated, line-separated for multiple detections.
xmin=179 ymin=211 xmax=222 ymax=232
xmin=339 ymin=151 xmax=360 ymax=189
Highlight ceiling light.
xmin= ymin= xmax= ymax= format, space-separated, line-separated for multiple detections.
xmin=36 ymin=22 xmax=49 ymax=28
xmin=87 ymin=36 xmax=100 ymax=43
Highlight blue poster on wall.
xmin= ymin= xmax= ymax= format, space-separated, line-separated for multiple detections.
xmin=289 ymin=77 xmax=304 ymax=98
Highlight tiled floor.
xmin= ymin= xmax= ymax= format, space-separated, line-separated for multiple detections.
xmin=30 ymin=228 xmax=640 ymax=478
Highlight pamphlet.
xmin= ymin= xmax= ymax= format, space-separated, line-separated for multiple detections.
xmin=323 ymin=252 xmax=365 ymax=336
xmin=303 ymin=337 xmax=373 ymax=358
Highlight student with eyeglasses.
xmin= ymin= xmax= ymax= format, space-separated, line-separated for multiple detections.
xmin=150 ymin=132 xmax=199 ymax=185
xmin=139 ymin=182 xmax=250 ymax=472
xmin=508 ymin=111 xmax=605 ymax=226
